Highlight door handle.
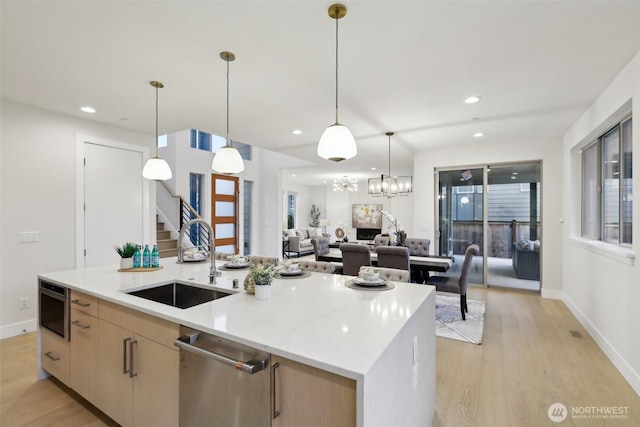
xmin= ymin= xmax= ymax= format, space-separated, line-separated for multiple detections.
xmin=129 ymin=339 xmax=138 ymax=378
xmin=44 ymin=351 xmax=60 ymax=361
xmin=272 ymin=362 xmax=280 ymax=419
xmin=71 ymin=320 xmax=90 ymax=329
xmin=123 ymin=337 xmax=131 ymax=374
xmin=71 ymin=299 xmax=91 ymax=307
xmin=174 ymin=339 xmax=268 ymax=374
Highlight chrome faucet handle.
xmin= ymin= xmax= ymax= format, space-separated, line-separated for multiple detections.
xmin=209 ymin=267 xmax=222 ymax=284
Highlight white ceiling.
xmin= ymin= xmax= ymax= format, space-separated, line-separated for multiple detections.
xmin=2 ymin=1 xmax=640 ymax=185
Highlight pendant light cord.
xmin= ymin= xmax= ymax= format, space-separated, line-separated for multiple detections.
xmin=155 ymin=84 xmax=159 ymax=158
xmin=226 ymin=58 xmax=231 ymax=148
xmin=334 ymin=13 xmax=339 ymax=124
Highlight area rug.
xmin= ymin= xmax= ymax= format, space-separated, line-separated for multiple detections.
xmin=435 ymin=295 xmax=486 ymax=345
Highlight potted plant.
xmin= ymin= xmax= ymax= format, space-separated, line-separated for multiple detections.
xmin=114 ymin=242 xmax=138 ymax=269
xmin=309 ymin=204 xmax=321 ymax=228
xmin=250 ymin=263 xmax=276 ymax=300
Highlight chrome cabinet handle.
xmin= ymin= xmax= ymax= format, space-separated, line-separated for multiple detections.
xmin=129 ymin=340 xmax=138 ymax=378
xmin=71 ymin=299 xmax=90 ymax=307
xmin=71 ymin=320 xmax=90 ymax=329
xmin=44 ymin=351 xmax=60 ymax=361
xmin=123 ymin=337 xmax=131 ymax=374
xmin=174 ymin=339 xmax=268 ymax=374
xmin=272 ymin=362 xmax=280 ymax=419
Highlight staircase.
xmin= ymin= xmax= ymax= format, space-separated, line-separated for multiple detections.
xmin=156 ymin=217 xmax=178 ymax=258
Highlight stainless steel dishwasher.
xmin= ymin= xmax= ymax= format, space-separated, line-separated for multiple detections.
xmin=174 ymin=326 xmax=271 ymax=427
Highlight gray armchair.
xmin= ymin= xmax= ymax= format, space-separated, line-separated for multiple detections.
xmin=340 ymin=243 xmax=371 ymax=276
xmin=426 ymin=244 xmax=479 ymax=320
xmin=375 ymin=246 xmax=410 ymax=271
xmin=311 ymin=237 xmax=343 ymax=274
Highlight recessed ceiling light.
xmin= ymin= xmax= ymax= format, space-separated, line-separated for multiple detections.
xmin=291 ymin=129 xmax=302 ymax=135
xmin=473 ymin=132 xmax=484 ymax=138
xmin=80 ymin=106 xmax=96 ymax=113
xmin=291 ymin=174 xmax=296 ymax=177
xmin=371 ymin=167 xmax=376 ymax=171
xmin=464 ymin=96 xmax=481 ymax=104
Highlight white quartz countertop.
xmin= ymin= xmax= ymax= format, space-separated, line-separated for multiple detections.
xmin=38 ymin=258 xmax=434 ymax=380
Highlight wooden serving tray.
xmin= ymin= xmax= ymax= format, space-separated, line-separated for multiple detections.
xmin=117 ymin=266 xmax=164 ymax=272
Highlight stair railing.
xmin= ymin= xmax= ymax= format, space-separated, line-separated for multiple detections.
xmin=157 ymin=181 xmax=212 ymax=256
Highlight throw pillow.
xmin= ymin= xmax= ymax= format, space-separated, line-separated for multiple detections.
xmin=518 ymin=239 xmax=529 ymax=250
xmin=309 ymin=228 xmax=320 ymax=238
xmin=295 ymin=230 xmax=305 ymax=239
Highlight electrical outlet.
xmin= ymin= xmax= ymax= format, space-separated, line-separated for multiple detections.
xmin=19 ymin=297 xmax=29 ymax=309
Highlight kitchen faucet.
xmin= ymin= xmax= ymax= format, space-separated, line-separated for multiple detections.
xmin=178 ymin=219 xmax=221 ymax=284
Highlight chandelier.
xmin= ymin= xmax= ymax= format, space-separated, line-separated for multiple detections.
xmin=368 ymin=132 xmax=412 ymax=198
xmin=333 ymin=176 xmax=358 ymax=192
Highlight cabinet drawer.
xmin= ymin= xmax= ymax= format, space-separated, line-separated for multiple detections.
xmin=70 ymin=290 xmax=99 ymax=317
xmin=41 ymin=329 xmax=70 ymax=385
xmin=100 ymin=300 xmax=179 ymax=349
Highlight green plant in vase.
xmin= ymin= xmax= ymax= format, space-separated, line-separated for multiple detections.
xmin=250 ymin=264 xmax=276 ymax=300
xmin=114 ymin=242 xmax=139 ymax=269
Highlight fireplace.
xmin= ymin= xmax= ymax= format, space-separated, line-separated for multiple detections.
xmin=356 ymin=228 xmax=381 ymax=241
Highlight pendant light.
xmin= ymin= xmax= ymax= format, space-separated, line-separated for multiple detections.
xmin=317 ymin=3 xmax=357 ymax=162
xmin=142 ymin=81 xmax=172 ymax=180
xmin=212 ymin=51 xmax=245 ymax=175
xmin=368 ymin=132 xmax=412 ymax=198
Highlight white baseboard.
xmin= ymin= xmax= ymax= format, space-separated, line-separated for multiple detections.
xmin=1 ymin=318 xmax=37 ymax=339
xmin=540 ymin=288 xmax=564 ymax=300
xmin=563 ymin=295 xmax=640 ymax=397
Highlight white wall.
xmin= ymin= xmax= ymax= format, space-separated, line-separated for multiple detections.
xmin=0 ymin=100 xmax=153 ymax=338
xmin=561 ymin=50 xmax=639 ymax=395
xmin=413 ymin=136 xmax=564 ymax=297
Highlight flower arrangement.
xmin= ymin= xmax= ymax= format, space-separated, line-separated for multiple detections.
xmin=380 ymin=211 xmax=406 ymax=245
xmin=250 ymin=263 xmax=276 ymax=286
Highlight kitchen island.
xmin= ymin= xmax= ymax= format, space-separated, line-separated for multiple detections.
xmin=38 ymin=258 xmax=435 ymax=427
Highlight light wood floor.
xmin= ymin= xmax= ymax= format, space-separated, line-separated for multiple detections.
xmin=1 ymin=288 xmax=639 ymax=426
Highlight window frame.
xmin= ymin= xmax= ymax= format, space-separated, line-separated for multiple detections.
xmin=581 ymin=115 xmax=632 ymax=246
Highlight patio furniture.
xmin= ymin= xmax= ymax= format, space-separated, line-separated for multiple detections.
xmin=426 ymin=244 xmax=479 ymax=321
xmin=512 ymin=242 xmax=540 ymax=280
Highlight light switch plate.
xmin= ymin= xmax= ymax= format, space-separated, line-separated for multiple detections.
xmin=19 ymin=231 xmax=39 ymax=243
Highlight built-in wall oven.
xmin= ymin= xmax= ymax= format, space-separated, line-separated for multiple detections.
xmin=39 ymin=280 xmax=70 ymax=341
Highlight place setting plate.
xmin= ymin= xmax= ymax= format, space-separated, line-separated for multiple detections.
xmin=276 ymin=268 xmax=311 ymax=279
xmin=220 ymin=262 xmax=252 ymax=270
xmin=346 ymin=276 xmax=395 ymax=291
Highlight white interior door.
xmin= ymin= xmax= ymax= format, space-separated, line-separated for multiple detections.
xmin=83 ymin=142 xmax=144 ymax=267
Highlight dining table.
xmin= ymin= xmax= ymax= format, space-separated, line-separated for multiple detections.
xmin=318 ymin=250 xmax=454 ymax=273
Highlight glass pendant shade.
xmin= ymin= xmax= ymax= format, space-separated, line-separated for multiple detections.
xmin=212 ymin=145 xmax=245 ymax=174
xmin=318 ymin=123 xmax=357 ymax=162
xmin=143 ymin=157 xmax=172 ymax=180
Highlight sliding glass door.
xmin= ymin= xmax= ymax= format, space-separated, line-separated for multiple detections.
xmin=436 ymin=168 xmax=484 ymax=285
xmin=436 ymin=162 xmax=541 ymax=292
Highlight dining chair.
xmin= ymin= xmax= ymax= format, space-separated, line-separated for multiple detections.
xmin=298 ymin=260 xmax=336 ymax=273
xmin=426 ymin=244 xmax=479 ymax=321
xmin=359 ymin=266 xmax=409 ymax=282
xmin=311 ymin=237 xmax=330 ymax=261
xmin=247 ymin=255 xmax=278 ymax=266
xmin=403 ymin=238 xmax=431 ymax=283
xmin=375 ymin=246 xmax=410 ymax=271
xmin=340 ymin=243 xmax=371 ymax=276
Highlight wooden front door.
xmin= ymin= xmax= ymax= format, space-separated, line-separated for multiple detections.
xmin=211 ymin=174 xmax=239 ymax=254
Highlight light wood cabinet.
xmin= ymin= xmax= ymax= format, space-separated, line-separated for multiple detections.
xmin=41 ymin=328 xmax=70 ymax=385
xmin=69 ymin=292 xmax=99 ymax=405
xmin=97 ymin=301 xmax=179 ymax=427
xmin=271 ymin=355 xmax=356 ymax=427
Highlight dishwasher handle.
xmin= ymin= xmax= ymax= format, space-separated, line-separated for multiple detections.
xmin=174 ymin=338 xmax=268 ymax=374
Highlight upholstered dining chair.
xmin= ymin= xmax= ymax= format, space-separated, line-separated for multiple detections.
xmin=340 ymin=243 xmax=371 ymax=276
xmin=298 ymin=260 xmax=336 ymax=274
xmin=359 ymin=266 xmax=409 ymax=283
xmin=426 ymin=244 xmax=479 ymax=321
xmin=247 ymin=255 xmax=278 ymax=266
xmin=375 ymin=246 xmax=410 ymax=271
xmin=403 ymin=238 xmax=431 ymax=283
xmin=372 ymin=234 xmax=389 ymax=248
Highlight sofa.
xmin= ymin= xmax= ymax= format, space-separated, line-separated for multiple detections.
xmin=283 ymin=227 xmax=328 ymax=257
xmin=512 ymin=240 xmax=540 ymax=280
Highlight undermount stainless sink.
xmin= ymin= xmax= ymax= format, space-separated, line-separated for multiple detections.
xmin=125 ymin=281 xmax=233 ymax=309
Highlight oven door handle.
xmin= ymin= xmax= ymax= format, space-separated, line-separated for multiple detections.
xmin=174 ymin=339 xmax=267 ymax=374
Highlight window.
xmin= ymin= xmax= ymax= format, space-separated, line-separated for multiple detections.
xmin=287 ymin=193 xmax=297 ymax=229
xmin=581 ymin=116 xmax=632 ymax=244
xmin=190 ymin=129 xmax=252 ymax=161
